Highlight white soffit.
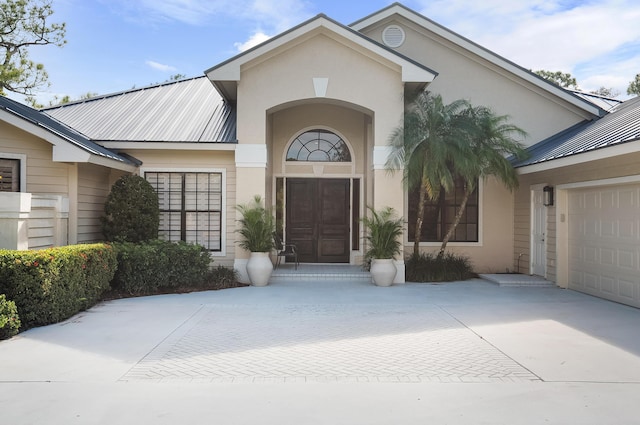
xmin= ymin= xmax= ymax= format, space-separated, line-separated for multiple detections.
xmin=351 ymin=4 xmax=601 ymax=118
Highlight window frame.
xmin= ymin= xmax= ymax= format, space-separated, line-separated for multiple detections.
xmin=0 ymin=153 xmax=27 ymax=192
xmin=405 ymin=178 xmax=484 ymax=247
xmin=285 ymin=128 xmax=353 ymax=163
xmin=142 ymin=168 xmax=226 ymax=256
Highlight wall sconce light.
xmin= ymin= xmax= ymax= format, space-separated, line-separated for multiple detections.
xmin=543 ymin=185 xmax=554 ymax=207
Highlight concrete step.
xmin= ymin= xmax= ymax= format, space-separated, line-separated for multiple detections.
xmin=270 ymin=264 xmax=371 ymax=282
xmin=479 ymin=273 xmax=556 ymax=287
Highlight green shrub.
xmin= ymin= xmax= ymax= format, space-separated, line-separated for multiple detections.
xmin=102 ymin=175 xmax=159 ymax=242
xmin=202 ymin=265 xmax=240 ymax=290
xmin=0 ymin=294 xmax=20 ymax=340
xmin=112 ymin=240 xmax=211 ymax=295
xmin=0 ymin=244 xmax=117 ymax=329
xmin=406 ymin=252 xmax=475 ymax=282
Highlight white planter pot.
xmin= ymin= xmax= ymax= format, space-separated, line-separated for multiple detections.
xmin=246 ymin=252 xmax=273 ymax=287
xmin=370 ymin=258 xmax=397 ymax=287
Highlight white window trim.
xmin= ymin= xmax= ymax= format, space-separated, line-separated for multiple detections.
xmin=406 ymin=179 xmax=484 ymax=247
xmin=0 ymin=153 xmax=27 ymax=192
xmin=140 ymin=167 xmax=227 ymax=257
xmin=281 ymin=126 xmax=356 ymax=175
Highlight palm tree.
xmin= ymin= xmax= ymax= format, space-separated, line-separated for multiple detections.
xmin=387 ymin=92 xmax=529 ymax=257
xmin=437 ymin=105 xmax=528 ymax=255
xmin=386 ymin=92 xmax=470 ymax=255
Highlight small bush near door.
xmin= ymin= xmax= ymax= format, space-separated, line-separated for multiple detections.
xmin=406 ymin=252 xmax=475 ymax=282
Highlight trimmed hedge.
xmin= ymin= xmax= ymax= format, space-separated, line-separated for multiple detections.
xmin=0 ymin=244 xmax=117 ymax=330
xmin=0 ymin=294 xmax=20 ymax=340
xmin=112 ymin=240 xmax=211 ymax=295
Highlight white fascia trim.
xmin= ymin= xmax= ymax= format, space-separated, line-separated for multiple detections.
xmin=557 ymin=174 xmax=640 ymax=191
xmin=517 ymin=139 xmax=640 ymax=175
xmin=99 ymin=142 xmax=237 ymax=151
xmin=236 ymin=144 xmax=267 ymax=168
xmin=207 ymin=16 xmax=436 ymax=84
xmin=88 ymin=155 xmax=138 ymax=172
xmin=0 ymin=109 xmax=134 ymax=170
xmin=351 ymin=5 xmax=599 ymax=117
xmin=1 ymin=109 xmax=88 ymax=160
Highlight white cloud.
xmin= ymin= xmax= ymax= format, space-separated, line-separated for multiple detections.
xmin=120 ymin=0 xmax=312 ymax=30
xmin=234 ymin=31 xmax=272 ymax=52
xmin=146 ymin=60 xmax=177 ymax=72
xmin=114 ymin=0 xmax=313 ymax=54
xmin=415 ymin=0 xmax=640 ymax=98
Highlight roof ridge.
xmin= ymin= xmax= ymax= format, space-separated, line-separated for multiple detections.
xmin=43 ymin=75 xmax=207 ymax=111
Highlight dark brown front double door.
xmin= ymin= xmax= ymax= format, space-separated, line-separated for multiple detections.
xmin=286 ymin=178 xmax=350 ymax=263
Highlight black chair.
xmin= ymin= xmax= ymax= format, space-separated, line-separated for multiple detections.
xmin=273 ymin=232 xmax=298 ymax=270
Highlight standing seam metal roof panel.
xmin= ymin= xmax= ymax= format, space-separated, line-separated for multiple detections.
xmin=515 ymin=96 xmax=640 ymax=167
xmin=0 ymin=95 xmax=135 ymax=164
xmin=44 ymin=77 xmax=237 ymax=143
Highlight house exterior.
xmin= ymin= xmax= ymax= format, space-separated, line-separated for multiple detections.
xmin=1 ymin=3 xmax=638 ymax=307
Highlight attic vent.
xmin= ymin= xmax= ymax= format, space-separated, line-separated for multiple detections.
xmin=382 ymin=25 xmax=405 ymax=48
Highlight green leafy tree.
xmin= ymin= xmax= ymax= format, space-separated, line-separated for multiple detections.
xmin=0 ymin=0 xmax=66 ymax=96
xmin=534 ymin=70 xmax=579 ymax=89
xmin=102 ymin=175 xmax=160 ymax=243
xmin=386 ymin=93 xmax=470 ymax=255
xmin=628 ymin=73 xmax=640 ymax=97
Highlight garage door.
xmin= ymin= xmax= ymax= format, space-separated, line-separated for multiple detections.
xmin=568 ymin=184 xmax=640 ymax=308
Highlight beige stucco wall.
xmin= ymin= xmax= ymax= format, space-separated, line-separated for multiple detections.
xmin=270 ymin=103 xmax=368 ymax=177
xmin=515 ymin=152 xmax=640 ymax=280
xmin=361 ymin=18 xmax=596 ymax=146
xmin=128 ymin=149 xmax=237 ymax=267
xmin=233 ymin=30 xmax=408 ymax=269
xmin=237 ymin=32 xmax=404 ymax=149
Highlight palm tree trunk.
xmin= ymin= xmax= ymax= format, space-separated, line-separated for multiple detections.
xmin=439 ymin=186 xmax=472 ymax=256
xmin=413 ymin=183 xmax=428 ymax=256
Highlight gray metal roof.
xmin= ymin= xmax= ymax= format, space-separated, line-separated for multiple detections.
xmin=568 ymin=90 xmax=623 ymax=112
xmin=0 ymin=95 xmax=135 ymax=165
xmin=515 ymin=96 xmax=640 ymax=168
xmin=44 ymin=76 xmax=236 ymax=143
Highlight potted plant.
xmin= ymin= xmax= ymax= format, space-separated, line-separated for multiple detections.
xmin=236 ymin=195 xmax=275 ymax=286
xmin=362 ymin=206 xmax=404 ymax=287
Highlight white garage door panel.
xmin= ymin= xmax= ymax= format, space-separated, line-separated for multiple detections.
xmin=568 ymin=185 xmax=640 ymax=308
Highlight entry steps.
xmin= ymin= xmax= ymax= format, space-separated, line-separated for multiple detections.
xmin=271 ymin=264 xmax=371 ymax=282
xmin=480 ymin=274 xmax=556 ymax=287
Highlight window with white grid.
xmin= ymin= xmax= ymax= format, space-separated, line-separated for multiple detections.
xmin=145 ymin=172 xmax=223 ymax=251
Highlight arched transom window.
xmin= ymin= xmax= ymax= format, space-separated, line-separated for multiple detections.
xmin=286 ymin=129 xmax=351 ymax=162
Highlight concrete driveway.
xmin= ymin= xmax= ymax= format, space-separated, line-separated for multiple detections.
xmin=1 ymin=278 xmax=640 ymax=424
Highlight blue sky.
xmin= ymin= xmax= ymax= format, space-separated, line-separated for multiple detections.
xmin=21 ymin=0 xmax=640 ymax=105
